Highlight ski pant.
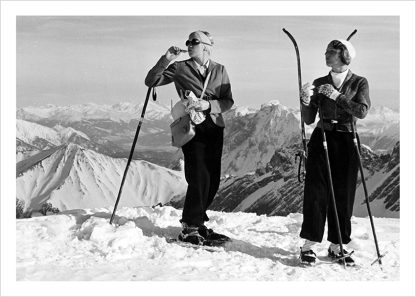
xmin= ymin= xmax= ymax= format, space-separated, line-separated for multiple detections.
xmin=300 ymin=128 xmax=359 ymax=244
xmin=180 ymin=115 xmax=224 ymax=226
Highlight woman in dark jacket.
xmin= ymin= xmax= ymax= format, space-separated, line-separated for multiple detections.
xmin=145 ymin=31 xmax=234 ymax=245
xmin=299 ymin=39 xmax=371 ymax=265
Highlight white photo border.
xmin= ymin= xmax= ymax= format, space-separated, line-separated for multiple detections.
xmin=1 ymin=1 xmax=414 ymax=296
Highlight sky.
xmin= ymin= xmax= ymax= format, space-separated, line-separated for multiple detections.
xmin=17 ymin=16 xmax=399 ymax=110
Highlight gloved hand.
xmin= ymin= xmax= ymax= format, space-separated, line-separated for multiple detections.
xmin=300 ymin=83 xmax=315 ymax=106
xmin=318 ymin=84 xmax=341 ymax=100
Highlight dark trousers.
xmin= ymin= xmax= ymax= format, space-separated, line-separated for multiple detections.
xmin=300 ymin=128 xmax=359 ymax=244
xmin=181 ymin=116 xmax=224 ymax=226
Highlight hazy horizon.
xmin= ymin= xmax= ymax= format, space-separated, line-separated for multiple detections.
xmin=17 ymin=16 xmax=400 ymax=110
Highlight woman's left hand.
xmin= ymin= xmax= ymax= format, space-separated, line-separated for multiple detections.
xmin=318 ymin=84 xmax=341 ymax=100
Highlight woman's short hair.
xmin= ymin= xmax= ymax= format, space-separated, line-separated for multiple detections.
xmin=328 ymin=40 xmax=352 ymax=65
xmin=199 ymin=31 xmax=214 ymax=45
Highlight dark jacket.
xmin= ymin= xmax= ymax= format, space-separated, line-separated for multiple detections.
xmin=302 ymin=70 xmax=371 ymax=132
xmin=145 ymin=56 xmax=234 ymax=127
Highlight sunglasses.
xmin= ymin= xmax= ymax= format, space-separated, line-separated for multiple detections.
xmin=185 ymin=38 xmax=212 ymax=47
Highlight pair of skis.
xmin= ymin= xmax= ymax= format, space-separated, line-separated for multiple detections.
xmin=283 ymin=28 xmax=384 ymax=269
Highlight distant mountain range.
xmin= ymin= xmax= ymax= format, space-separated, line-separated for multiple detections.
xmin=168 ymin=141 xmax=400 ymax=218
xmin=16 ymin=101 xmax=400 ymax=217
xmin=17 ymin=101 xmax=399 ymax=171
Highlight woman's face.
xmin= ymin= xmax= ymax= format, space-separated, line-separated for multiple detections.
xmin=325 ymin=46 xmax=343 ymax=68
xmin=187 ymin=33 xmax=205 ymax=59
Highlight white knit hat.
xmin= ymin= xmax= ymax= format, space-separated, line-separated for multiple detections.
xmin=337 ymin=39 xmax=356 ymax=60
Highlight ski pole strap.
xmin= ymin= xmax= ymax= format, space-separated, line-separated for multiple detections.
xmin=200 ymin=71 xmax=212 ymax=100
xmin=295 ymin=151 xmax=306 ymax=183
xmin=152 ymin=87 xmax=157 ymax=101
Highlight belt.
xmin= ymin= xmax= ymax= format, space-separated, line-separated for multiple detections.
xmin=321 ymin=119 xmax=353 ymax=132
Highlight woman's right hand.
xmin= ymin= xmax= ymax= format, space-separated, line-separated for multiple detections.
xmin=301 ymin=83 xmax=315 ymax=106
xmin=165 ymin=46 xmax=183 ymax=62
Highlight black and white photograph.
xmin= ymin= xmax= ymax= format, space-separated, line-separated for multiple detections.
xmin=1 ymin=1 xmax=415 ymax=296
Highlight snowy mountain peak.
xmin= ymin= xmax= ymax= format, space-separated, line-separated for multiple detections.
xmin=365 ymin=105 xmax=399 ymax=123
xmin=229 ymin=105 xmax=258 ymax=117
xmin=16 ymin=144 xmax=187 ymax=212
xmin=261 ymin=100 xmax=282 ymax=109
xmin=259 ymin=100 xmax=295 ymax=117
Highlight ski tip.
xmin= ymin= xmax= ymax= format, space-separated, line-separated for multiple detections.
xmin=347 ymin=29 xmax=358 ymax=41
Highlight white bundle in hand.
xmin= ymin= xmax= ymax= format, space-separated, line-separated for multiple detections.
xmin=184 ymin=90 xmax=206 ymax=125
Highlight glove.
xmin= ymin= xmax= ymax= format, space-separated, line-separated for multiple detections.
xmin=318 ymin=84 xmax=341 ymax=100
xmin=300 ymin=83 xmax=314 ymax=106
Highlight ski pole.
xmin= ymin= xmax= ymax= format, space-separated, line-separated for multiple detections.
xmin=318 ymin=101 xmax=347 ymax=268
xmin=110 ymin=87 xmax=157 ymax=225
xmin=345 ymin=29 xmax=385 ymax=267
xmin=282 ymin=28 xmax=308 ymax=183
xmin=351 ymin=120 xmax=385 ymax=268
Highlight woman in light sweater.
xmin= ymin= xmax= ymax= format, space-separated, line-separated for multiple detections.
xmin=299 ymin=39 xmax=371 ymax=266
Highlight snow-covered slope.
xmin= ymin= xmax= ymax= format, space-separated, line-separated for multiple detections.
xmin=17 ymin=119 xmax=90 ymax=145
xmin=16 ymin=144 xmax=187 ymax=212
xmin=16 ymin=139 xmax=42 ymax=163
xmin=16 ymin=119 xmax=62 ymax=146
xmin=16 ymin=206 xmax=399 ymax=282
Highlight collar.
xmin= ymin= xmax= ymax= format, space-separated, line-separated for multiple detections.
xmin=330 ymin=69 xmax=349 ymax=88
xmin=327 ymin=69 xmax=353 ymax=89
xmin=185 ymin=58 xmax=216 ymax=77
xmin=193 ymin=59 xmax=210 ymax=69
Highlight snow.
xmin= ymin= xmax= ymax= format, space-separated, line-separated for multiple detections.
xmin=16 ymin=206 xmax=399 ymax=283
xmin=16 ymin=119 xmax=91 ymax=147
xmin=54 ymin=124 xmax=90 ymax=141
xmin=16 ymin=119 xmax=62 ymax=146
xmin=232 ymin=105 xmax=258 ymax=116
